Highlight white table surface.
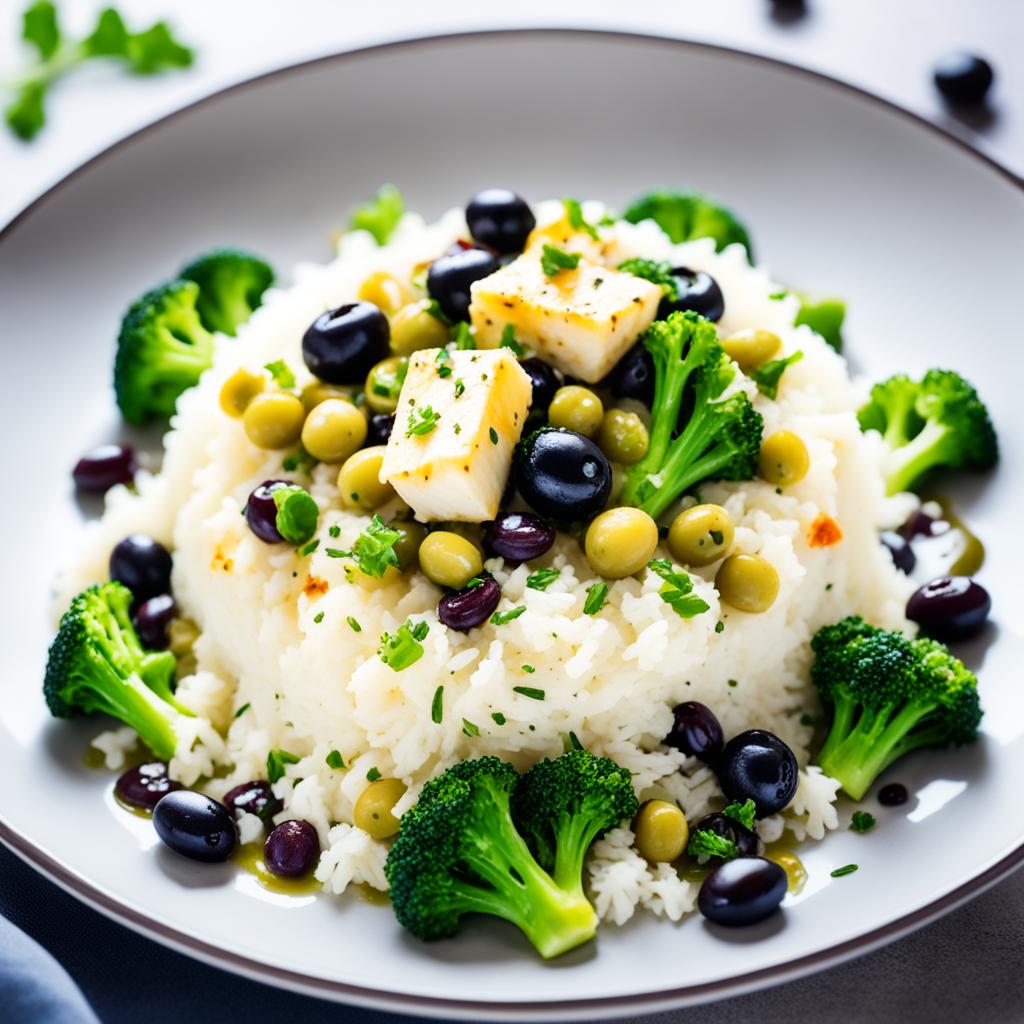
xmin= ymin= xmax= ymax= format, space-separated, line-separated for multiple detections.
xmin=1 ymin=3 xmax=1022 ymax=1023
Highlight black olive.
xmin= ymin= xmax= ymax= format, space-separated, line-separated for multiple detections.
xmin=427 ymin=247 xmax=500 ymax=323
xmin=437 ymin=576 xmax=502 ymax=633
xmin=245 ymin=480 xmax=290 ymax=544
xmin=133 ymin=594 xmax=176 ymax=650
xmin=934 ymin=53 xmax=995 ymax=105
xmin=716 ymin=730 xmax=798 ymax=816
xmin=880 ymin=530 xmax=915 ymax=575
xmin=605 ymin=343 xmax=654 ymax=407
xmin=698 ymin=857 xmax=787 ymax=927
xmin=366 ymin=413 xmax=395 ymax=447
xmin=465 ymin=189 xmax=536 ymax=254
xmin=223 ymin=780 xmax=283 ymax=825
xmin=906 ymin=575 xmax=990 ymax=642
xmin=513 ymin=428 xmax=612 ymax=522
xmin=73 ymin=444 xmax=136 ymax=494
xmin=878 ymin=782 xmax=909 ymax=807
xmin=518 ymin=357 xmax=562 ymax=413
xmin=264 ymin=820 xmax=320 ymax=878
xmin=109 ymin=534 xmax=173 ymax=603
xmin=153 ymin=791 xmax=237 ymax=863
xmin=658 ymin=268 xmax=725 ymax=322
xmin=665 ymin=702 xmax=724 ymax=762
xmin=115 ymin=762 xmax=180 ymax=810
xmin=484 ymin=512 xmax=556 ymax=563
xmin=301 ymin=301 xmax=390 ymax=385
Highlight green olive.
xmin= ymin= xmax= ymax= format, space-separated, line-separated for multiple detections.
xmin=584 ymin=507 xmax=659 ymax=579
xmin=357 ymin=271 xmax=407 ymax=316
xmin=337 ymin=446 xmax=394 ymax=510
xmin=300 ymin=398 xmax=367 ymax=463
xmin=418 ymin=531 xmax=483 ymax=589
xmin=548 ymin=385 xmax=604 ymax=437
xmin=668 ymin=504 xmax=735 ymax=567
xmin=722 ymin=329 xmax=782 ymax=372
xmin=597 ymin=409 xmax=649 ymax=465
xmin=364 ymin=356 xmax=408 ymax=414
xmin=389 ymin=300 xmax=450 ymax=356
xmin=219 ymin=368 xmax=265 ymax=418
xmin=716 ymin=553 xmax=780 ymax=613
xmin=759 ymin=430 xmax=810 ymax=487
xmin=353 ymin=778 xmax=407 ymax=839
xmin=242 ymin=392 xmax=306 ymax=449
xmin=393 ymin=521 xmax=427 ymax=570
xmin=634 ymin=800 xmax=689 ymax=863
xmin=300 ymin=381 xmax=357 ymax=413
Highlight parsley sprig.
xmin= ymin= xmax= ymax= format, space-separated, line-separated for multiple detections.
xmin=351 ymin=514 xmax=401 ymax=578
xmin=540 ymin=244 xmax=581 ymax=277
xmin=350 ymin=184 xmax=404 ymax=244
xmin=378 ymin=619 xmax=429 ymax=671
xmin=647 ymin=559 xmax=710 ymax=618
xmin=526 ymin=568 xmax=560 ymax=591
xmin=406 ymin=405 xmax=441 ymax=437
xmin=563 ymin=197 xmax=599 ymax=240
xmin=617 ymin=257 xmax=679 ymax=298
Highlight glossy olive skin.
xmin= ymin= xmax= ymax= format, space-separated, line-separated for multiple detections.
xmin=242 ymin=392 xmax=306 ymax=450
xmin=301 ymin=397 xmax=367 ymax=463
xmin=715 ymin=553 xmax=780 ymax=614
xmin=73 ymin=444 xmax=137 ymax=494
xmin=109 ymin=534 xmax=173 ymax=602
xmin=659 ymin=268 xmax=725 ymax=322
xmin=519 ymin=358 xmax=562 ymax=412
xmin=418 ymin=531 xmax=484 ymax=590
xmin=133 ymin=594 xmax=176 ymax=649
xmin=698 ymin=857 xmax=788 ymax=927
xmin=438 ymin=576 xmax=502 ymax=632
xmin=665 ymin=701 xmax=724 ymax=762
xmin=337 ymin=446 xmax=394 ymax=510
xmin=634 ymin=800 xmax=689 ymax=863
xmin=514 ymin=428 xmax=612 ymax=522
xmin=668 ymin=504 xmax=734 ymax=567
xmin=690 ymin=812 xmax=759 ymax=859
xmin=584 ymin=507 xmax=659 ymax=579
xmin=302 ymin=301 xmax=391 ymax=385
xmin=366 ymin=412 xmax=395 ymax=447
xmin=483 ymin=512 xmax=556 ymax=563
xmin=758 ymin=431 xmax=810 ymax=487
xmin=465 ymin=188 xmax=536 ymax=253
xmin=353 ymin=778 xmax=408 ymax=839
xmin=933 ymin=52 xmax=994 ymax=104
xmin=880 ymin=530 xmax=916 ymax=574
xmin=264 ymin=819 xmax=320 ymax=878
xmin=606 ymin=343 xmax=654 ymax=406
xmin=357 ymin=271 xmax=406 ymax=315
xmin=153 ymin=791 xmax=237 ymax=863
xmin=597 ymin=409 xmax=649 ymax=465
xmin=219 ymin=368 xmax=265 ymax=418
xmin=427 ymin=247 xmax=501 ymax=322
xmin=717 ymin=729 xmax=798 ymax=816
xmin=245 ymin=480 xmax=289 ymax=544
xmin=906 ymin=575 xmax=991 ymax=641
xmin=115 ymin=762 xmax=180 ymax=810
xmin=722 ymin=330 xmax=781 ymax=373
xmin=223 ymin=779 xmax=284 ymax=825
xmin=389 ymin=299 xmax=450 ymax=356
xmin=548 ymin=386 xmax=604 ymax=437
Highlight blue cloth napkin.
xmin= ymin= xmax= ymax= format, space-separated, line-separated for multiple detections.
xmin=0 ymin=909 xmax=99 ymax=1023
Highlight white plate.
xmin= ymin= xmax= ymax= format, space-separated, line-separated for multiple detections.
xmin=0 ymin=30 xmax=1022 ymax=1021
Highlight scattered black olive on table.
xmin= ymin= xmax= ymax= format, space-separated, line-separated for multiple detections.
xmin=264 ymin=819 xmax=320 ymax=878
xmin=109 ymin=534 xmax=173 ymax=603
xmin=153 ymin=790 xmax=237 ymax=863
xmin=698 ymin=857 xmax=788 ymax=927
xmin=115 ymin=762 xmax=180 ymax=810
xmin=73 ymin=444 xmax=136 ymax=494
xmin=302 ymin=301 xmax=390 ymax=385
xmin=906 ymin=575 xmax=991 ymax=642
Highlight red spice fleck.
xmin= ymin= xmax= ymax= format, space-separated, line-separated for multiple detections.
xmin=303 ymin=575 xmax=329 ymax=597
xmin=808 ymin=514 xmax=843 ymax=548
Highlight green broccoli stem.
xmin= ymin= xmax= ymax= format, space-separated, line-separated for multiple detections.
xmin=883 ymin=419 xmax=953 ymax=495
xmin=202 ymin=284 xmax=255 ymax=336
xmin=817 ymin=693 xmax=939 ymax=800
xmin=550 ymin=813 xmax=606 ymax=898
xmin=461 ymin=796 xmax=597 ymax=958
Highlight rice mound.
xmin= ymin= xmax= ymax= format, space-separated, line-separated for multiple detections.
xmin=65 ymin=201 xmax=914 ymax=923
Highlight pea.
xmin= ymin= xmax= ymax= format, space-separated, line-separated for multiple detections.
xmin=219 ymin=368 xmax=265 ymax=418
xmin=598 ymin=409 xmax=649 ymax=465
xmin=634 ymin=800 xmax=689 ymax=863
xmin=300 ymin=381 xmax=356 ymax=413
xmin=716 ymin=553 xmax=780 ymax=613
xmin=668 ymin=504 xmax=735 ymax=567
xmin=357 ymin=271 xmax=407 ymax=316
xmin=393 ymin=521 xmax=427 ymax=570
xmin=337 ymin=446 xmax=394 ymax=510
xmin=722 ymin=329 xmax=782 ymax=372
xmin=300 ymin=398 xmax=368 ymax=463
xmin=389 ymin=300 xmax=450 ymax=356
xmin=548 ymin=386 xmax=604 ymax=437
xmin=364 ymin=356 xmax=408 ymax=414
xmin=353 ymin=778 xmax=407 ymax=839
xmin=242 ymin=392 xmax=306 ymax=450
xmin=584 ymin=507 xmax=659 ymax=579
xmin=759 ymin=430 xmax=810 ymax=487
xmin=418 ymin=531 xmax=483 ymax=589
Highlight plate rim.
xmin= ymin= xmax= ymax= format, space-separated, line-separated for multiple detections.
xmin=1 ymin=27 xmax=1022 ymax=1020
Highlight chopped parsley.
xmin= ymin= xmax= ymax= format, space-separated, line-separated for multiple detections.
xmin=465 ymin=577 xmax=484 ymax=589
xmin=616 ymin=257 xmax=678 ymax=297
xmin=452 ymin=321 xmax=476 ymax=350
xmin=499 ymin=323 xmax=525 ymax=355
xmin=233 ymin=702 xmax=251 ymax=719
xmin=366 ymin=766 xmax=382 ymax=782
xmin=521 ymin=664 xmax=536 ymax=673
xmin=831 ymin=863 xmax=859 ymax=878
xmin=688 ymin=829 xmax=738 ymax=863
xmin=583 ymin=582 xmax=608 ymax=615
xmin=850 ymin=811 xmax=876 ymax=834
xmin=723 ymin=799 xmax=756 ymax=830
xmin=513 ymin=685 xmax=545 ymax=701
xmin=454 ymin=378 xmax=465 ymax=398
xmin=264 ymin=359 xmax=296 ymax=389
xmin=425 ymin=298 xmax=452 ymax=325
xmin=325 ymin=547 xmax=350 ymax=559
xmin=313 ymin=611 xmax=325 ymax=624
xmin=563 ymin=197 xmax=599 ymax=240
xmin=769 ymin=289 xmax=790 ymax=301
xmin=300 ymin=538 xmax=320 ymax=557
xmin=715 ymin=620 xmax=725 ymax=634
xmin=749 ymin=351 xmax=804 ymax=400
xmin=540 ymin=244 xmax=580 ymax=276
xmin=282 ymin=443 xmax=318 ymax=473
xmin=347 ymin=616 xmax=362 ymax=633
xmin=406 ymin=404 xmax=441 ymax=437
xmin=431 ymin=685 xmax=444 ymax=724
xmin=647 ymin=559 xmax=711 ymax=619
xmin=488 ymin=426 xmax=499 ymax=445
xmin=526 ymin=568 xmax=560 ymax=591
xmin=727 ymin=679 xmax=738 ymax=688
xmin=435 ymin=348 xmax=453 ymax=378
xmin=490 ymin=605 xmax=526 ymax=625
xmin=328 ymin=524 xmax=341 ymax=538
xmin=271 ymin=486 xmax=319 ymax=546
xmin=350 ymin=183 xmax=403 ymax=245
xmin=351 ymin=514 xmax=401 ymax=578
xmin=266 ymin=749 xmax=300 ymax=784
xmin=462 ymin=718 xmax=480 ymax=738
xmin=325 ymin=750 xmax=345 ymax=770
xmin=378 ymin=619 xmax=428 ymax=671
xmin=491 ymin=712 xmax=506 ymax=725
xmin=800 ymin=712 xmax=815 ymax=726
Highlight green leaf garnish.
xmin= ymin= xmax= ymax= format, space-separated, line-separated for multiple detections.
xmin=563 ymin=197 xmax=599 ymax=240
xmin=583 ymin=582 xmax=608 ymax=615
xmin=526 ymin=568 xmax=560 ymax=591
xmin=540 ymin=244 xmax=580 ymax=277
xmin=351 ymin=514 xmax=401 ymax=578
xmin=647 ymin=559 xmax=710 ymax=619
xmin=378 ymin=619 xmax=427 ymax=671
xmin=617 ymin=257 xmax=679 ymax=298
xmin=272 ymin=486 xmax=319 ymax=546
xmin=350 ymin=184 xmax=404 ymax=245
xmin=267 ymin=748 xmax=300 ymax=784
xmin=723 ymin=799 xmax=757 ymax=830
xmin=749 ymin=351 xmax=804 ymax=400
xmin=406 ymin=405 xmax=441 ymax=437
xmin=264 ymin=359 xmax=296 ymax=389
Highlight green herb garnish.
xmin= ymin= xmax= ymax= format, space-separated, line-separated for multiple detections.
xmin=540 ymin=244 xmax=580 ymax=277
xmin=272 ymin=486 xmax=319 ymax=546
xmin=687 ymin=829 xmax=738 ymax=863
xmin=267 ymin=748 xmax=300 ymax=784
xmin=264 ymin=359 xmax=296 ymax=389
xmin=723 ymin=799 xmax=757 ymax=830
xmin=831 ymin=863 xmax=859 ymax=877
xmin=488 ymin=426 xmax=499 ymax=445
xmin=491 ymin=712 xmax=506 ymax=725
xmin=749 ymin=351 xmax=804 ymax=400
xmin=350 ymin=183 xmax=403 ymax=245
xmin=499 ymin=323 xmax=525 ymax=355
xmin=521 ymin=664 xmax=535 ymax=673
xmin=435 ymin=348 xmax=453 ymax=378
xmin=563 ymin=197 xmax=599 ymax=240
xmin=378 ymin=619 xmax=428 ymax=671
xmin=351 ymin=514 xmax=401 ymax=578
xmin=325 ymin=750 xmax=345 ymax=770
xmin=513 ymin=686 xmax=545 ymax=701
xmin=300 ymin=538 xmax=320 ymax=557
xmin=617 ymin=257 xmax=678 ymax=297
xmin=366 ymin=766 xmax=382 ymax=782
xmin=452 ymin=322 xmax=475 ymax=350
xmin=347 ymin=616 xmax=362 ymax=633
xmin=233 ymin=702 xmax=250 ymax=719
xmin=583 ymin=582 xmax=608 ymax=615
xmin=490 ymin=606 xmax=526 ymax=625
xmin=526 ymin=568 xmax=559 ymax=591
xmin=454 ymin=378 xmax=465 ymax=398
xmin=462 ymin=718 xmax=480 ymax=738
xmin=282 ymin=443 xmax=318 ymax=474
xmin=647 ymin=559 xmax=710 ymax=619
xmin=406 ymin=405 xmax=441 ymax=437
xmin=431 ymin=685 xmax=444 ymax=724
xmin=313 ymin=611 xmax=324 ymax=624
xmin=850 ymin=811 xmax=876 ymax=834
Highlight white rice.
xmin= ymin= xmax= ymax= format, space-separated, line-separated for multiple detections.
xmin=70 ymin=200 xmax=914 ymax=923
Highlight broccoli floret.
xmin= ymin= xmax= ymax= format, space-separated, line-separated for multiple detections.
xmin=114 ymin=279 xmax=214 ymax=424
xmin=620 ymin=311 xmax=763 ymax=519
xmin=811 ymin=616 xmax=982 ymax=800
xmin=623 ymin=190 xmax=752 ymax=259
xmin=511 ymin=748 xmax=638 ymax=898
xmin=44 ymin=582 xmax=193 ymax=761
xmin=858 ymin=369 xmax=998 ymax=495
xmin=179 ymin=248 xmax=274 ymax=336
xmin=384 ymin=757 xmax=599 ymax=959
